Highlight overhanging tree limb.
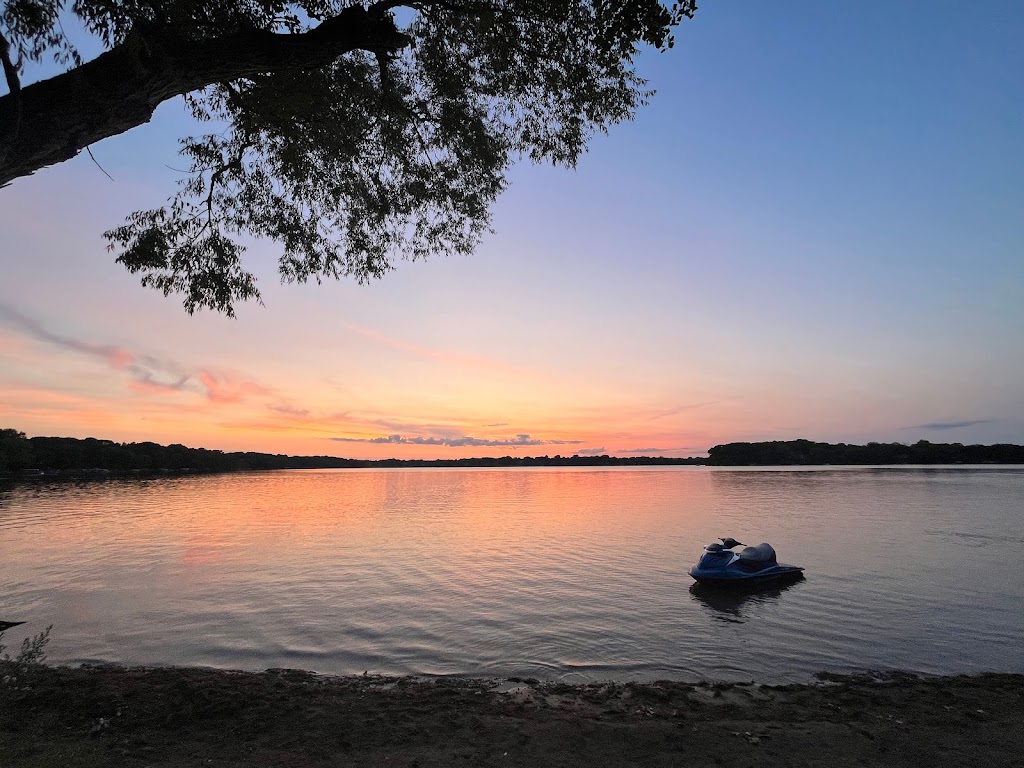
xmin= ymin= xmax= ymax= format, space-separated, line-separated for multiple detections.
xmin=0 ymin=6 xmax=409 ymax=187
xmin=0 ymin=0 xmax=696 ymax=314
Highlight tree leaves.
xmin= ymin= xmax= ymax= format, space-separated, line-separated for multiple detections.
xmin=6 ymin=1 xmax=696 ymax=314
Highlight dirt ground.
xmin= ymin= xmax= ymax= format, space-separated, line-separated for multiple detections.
xmin=2 ymin=663 xmax=1022 ymax=767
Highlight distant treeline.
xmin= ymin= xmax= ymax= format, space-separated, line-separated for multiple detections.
xmin=3 ymin=430 xmax=1023 ymax=478
xmin=706 ymin=439 xmax=1024 ymax=465
xmin=0 ymin=429 xmax=701 ymax=477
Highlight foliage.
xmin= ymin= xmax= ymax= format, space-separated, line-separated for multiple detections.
xmin=0 ymin=625 xmax=53 ymax=678
xmin=0 ymin=428 xmax=33 ymax=472
xmin=705 ymin=439 xmax=1024 ymax=466
xmin=3 ymin=429 xmax=1024 ymax=475
xmin=1 ymin=0 xmax=698 ymax=315
xmin=0 ymin=428 xmax=702 ymax=473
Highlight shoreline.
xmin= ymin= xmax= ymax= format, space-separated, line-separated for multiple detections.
xmin=3 ymin=664 xmax=1022 ymax=767
xmin=5 ymin=433 xmax=1024 ymax=481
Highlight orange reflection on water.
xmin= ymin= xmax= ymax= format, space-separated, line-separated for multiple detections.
xmin=2 ymin=469 xmax=723 ymax=604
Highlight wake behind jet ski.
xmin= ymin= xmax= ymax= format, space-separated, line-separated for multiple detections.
xmin=688 ymin=538 xmax=804 ymax=588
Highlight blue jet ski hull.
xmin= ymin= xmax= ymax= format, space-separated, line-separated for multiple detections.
xmin=688 ymin=563 xmax=805 ymax=588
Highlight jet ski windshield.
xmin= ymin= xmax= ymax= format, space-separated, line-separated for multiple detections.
xmin=697 ymin=549 xmax=734 ymax=569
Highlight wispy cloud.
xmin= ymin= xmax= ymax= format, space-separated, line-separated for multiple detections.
xmin=573 ymin=447 xmax=608 ymax=456
xmin=0 ymin=304 xmax=123 ymax=364
xmin=0 ymin=303 xmax=192 ymax=390
xmin=910 ymin=420 xmax=991 ymax=431
xmin=198 ymin=371 xmax=272 ymax=404
xmin=126 ymin=374 xmax=192 ymax=396
xmin=330 ymin=433 xmax=584 ymax=448
xmin=0 ymin=302 xmax=279 ymax=407
xmin=268 ymin=404 xmax=311 ymax=418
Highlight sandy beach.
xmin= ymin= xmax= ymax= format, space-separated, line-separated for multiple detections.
xmin=2 ymin=664 xmax=1022 ymax=767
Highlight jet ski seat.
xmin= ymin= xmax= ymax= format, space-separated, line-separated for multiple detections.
xmin=737 ymin=543 xmax=777 ymax=563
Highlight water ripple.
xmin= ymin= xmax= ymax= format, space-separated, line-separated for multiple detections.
xmin=2 ymin=467 xmax=1023 ymax=682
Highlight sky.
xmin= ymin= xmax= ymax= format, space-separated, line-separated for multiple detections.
xmin=1 ymin=1 xmax=1022 ymax=459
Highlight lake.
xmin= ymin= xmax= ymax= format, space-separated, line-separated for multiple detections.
xmin=2 ymin=467 xmax=1022 ymax=682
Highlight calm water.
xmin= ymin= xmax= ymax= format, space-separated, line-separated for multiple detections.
xmin=1 ymin=467 xmax=1022 ymax=683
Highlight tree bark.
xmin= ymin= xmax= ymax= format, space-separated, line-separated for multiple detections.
xmin=0 ymin=7 xmax=408 ymax=187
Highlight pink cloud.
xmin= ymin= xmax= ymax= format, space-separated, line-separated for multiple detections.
xmin=197 ymin=370 xmax=272 ymax=404
xmin=0 ymin=302 xmax=284 ymax=408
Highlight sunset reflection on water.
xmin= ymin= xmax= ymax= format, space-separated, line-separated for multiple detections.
xmin=2 ymin=467 xmax=1023 ymax=682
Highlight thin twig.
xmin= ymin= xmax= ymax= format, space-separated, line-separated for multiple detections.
xmin=86 ymin=146 xmax=115 ymax=181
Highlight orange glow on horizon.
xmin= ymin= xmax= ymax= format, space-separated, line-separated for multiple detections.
xmin=1 ymin=300 xmax=791 ymax=459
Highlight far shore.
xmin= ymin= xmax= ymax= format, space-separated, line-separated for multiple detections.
xmin=2 ymin=663 xmax=1022 ymax=767
xmin=4 ymin=431 xmax=1024 ymax=481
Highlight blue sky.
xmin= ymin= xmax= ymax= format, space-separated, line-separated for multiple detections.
xmin=1 ymin=0 xmax=1022 ymax=457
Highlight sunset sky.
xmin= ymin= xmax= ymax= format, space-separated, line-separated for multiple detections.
xmin=2 ymin=1 xmax=1022 ymax=459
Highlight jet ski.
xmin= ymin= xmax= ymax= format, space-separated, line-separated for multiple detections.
xmin=688 ymin=537 xmax=804 ymax=588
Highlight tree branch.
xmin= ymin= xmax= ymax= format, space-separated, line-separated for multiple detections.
xmin=0 ymin=32 xmax=20 ymax=96
xmin=0 ymin=6 xmax=409 ymax=187
xmin=0 ymin=30 xmax=23 ymax=167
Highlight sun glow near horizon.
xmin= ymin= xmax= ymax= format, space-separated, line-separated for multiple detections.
xmin=2 ymin=2 xmax=1022 ymax=455
xmin=0 ymin=300 xmax=724 ymax=458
